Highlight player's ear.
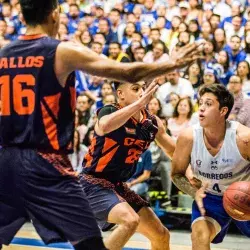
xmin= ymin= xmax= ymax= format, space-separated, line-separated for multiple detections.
xmin=116 ymin=89 xmax=125 ymax=100
xmin=52 ymin=7 xmax=59 ymax=24
xmin=220 ymin=107 xmax=228 ymax=117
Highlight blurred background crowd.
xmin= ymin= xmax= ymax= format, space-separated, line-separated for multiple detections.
xmin=1 ymin=0 xmax=250 ymax=206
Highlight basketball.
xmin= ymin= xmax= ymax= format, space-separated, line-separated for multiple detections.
xmin=223 ymin=181 xmax=250 ymax=221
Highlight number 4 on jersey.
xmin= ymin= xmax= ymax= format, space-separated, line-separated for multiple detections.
xmin=212 ymin=183 xmax=222 ymax=193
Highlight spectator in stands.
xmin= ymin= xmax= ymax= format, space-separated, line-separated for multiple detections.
xmin=228 ymin=75 xmax=246 ymax=119
xmin=213 ymin=28 xmax=227 ymax=53
xmin=127 ymin=150 xmax=153 ymax=196
xmin=126 ymin=41 xmax=142 ymax=62
xmin=224 ymin=35 xmax=246 ymax=70
xmin=179 ymin=1 xmax=190 ymax=23
xmin=168 ymin=97 xmax=193 ymax=141
xmin=148 ymin=97 xmax=162 ymax=117
xmin=156 ymin=70 xmax=194 ymax=114
xmin=121 ymin=22 xmax=136 ymax=51
xmin=188 ymin=19 xmax=200 ymax=41
xmin=210 ymin=14 xmax=221 ymax=33
xmin=109 ymin=8 xmax=125 ymax=44
xmin=96 ymin=82 xmax=114 ymax=109
xmin=76 ymin=29 xmax=92 ymax=46
xmin=75 ymin=108 xmax=88 ymax=143
xmin=166 ymin=0 xmax=180 ymax=21
xmin=202 ymin=67 xmax=218 ymax=85
xmin=1 ymin=2 xmax=12 ymax=23
xmin=187 ymin=0 xmax=203 ymax=25
xmin=93 ymin=32 xmax=109 ymax=55
xmin=68 ymin=130 xmax=88 ymax=173
xmin=228 ymin=75 xmax=250 ymax=127
xmin=200 ymin=21 xmax=213 ymax=40
xmin=184 ymin=61 xmax=202 ymax=93
xmin=225 ymin=15 xmax=245 ymax=41
xmin=143 ymin=41 xmax=169 ymax=63
xmin=98 ymin=18 xmax=117 ymax=45
xmin=165 ymin=16 xmax=181 ymax=50
xmin=202 ymin=40 xmax=217 ymax=69
xmin=216 ymin=50 xmax=234 ymax=85
xmin=0 ymin=19 xmax=7 ymax=39
xmin=237 ymin=60 xmax=250 ymax=96
xmin=146 ymin=28 xmax=164 ymax=52
xmin=57 ymin=23 xmax=69 ymax=41
xmin=133 ymin=46 xmax=146 ymax=62
xmin=76 ymin=94 xmax=93 ymax=126
xmin=68 ymin=3 xmax=82 ymax=34
xmin=109 ymin=42 xmax=131 ymax=62
xmin=103 ymin=93 xmax=116 ymax=106
xmin=90 ymin=41 xmax=106 ymax=57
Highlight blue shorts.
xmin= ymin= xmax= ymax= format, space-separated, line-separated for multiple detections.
xmin=0 ymin=147 xmax=101 ymax=246
xmin=80 ymin=174 xmax=149 ymax=231
xmin=192 ymin=193 xmax=250 ymax=244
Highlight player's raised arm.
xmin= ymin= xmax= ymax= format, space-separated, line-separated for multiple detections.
xmin=55 ymin=41 xmax=202 ymax=86
xmin=171 ymin=128 xmax=198 ymax=198
xmin=95 ymin=81 xmax=158 ymax=136
xmin=154 ymin=116 xmax=176 ymax=159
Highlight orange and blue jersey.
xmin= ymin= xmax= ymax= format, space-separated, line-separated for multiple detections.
xmin=82 ymin=104 xmax=158 ymax=182
xmin=0 ymin=34 xmax=76 ymax=153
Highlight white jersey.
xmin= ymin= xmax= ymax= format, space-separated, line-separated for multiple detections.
xmin=191 ymin=121 xmax=250 ymax=196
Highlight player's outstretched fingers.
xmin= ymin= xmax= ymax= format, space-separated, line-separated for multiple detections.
xmin=182 ymin=43 xmax=198 ymax=56
xmin=144 ymin=79 xmax=158 ymax=94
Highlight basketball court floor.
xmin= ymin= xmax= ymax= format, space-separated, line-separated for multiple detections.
xmin=2 ymin=223 xmax=249 ymax=250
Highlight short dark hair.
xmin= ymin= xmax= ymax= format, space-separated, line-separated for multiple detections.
xmin=230 ymin=34 xmax=241 ymax=41
xmin=199 ymin=84 xmax=234 ymax=119
xmin=69 ymin=3 xmax=80 ymax=10
xmin=109 ymin=42 xmax=121 ymax=49
xmin=113 ymin=81 xmax=121 ymax=90
xmin=20 ymin=0 xmax=58 ymax=26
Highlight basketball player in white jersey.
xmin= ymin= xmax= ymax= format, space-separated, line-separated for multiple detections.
xmin=171 ymin=84 xmax=250 ymax=250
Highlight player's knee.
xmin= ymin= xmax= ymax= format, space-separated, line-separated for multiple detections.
xmin=73 ymin=236 xmax=107 ymax=250
xmin=191 ymin=228 xmax=210 ymax=245
xmin=152 ymin=226 xmax=170 ymax=243
xmin=121 ymin=213 xmax=140 ymax=232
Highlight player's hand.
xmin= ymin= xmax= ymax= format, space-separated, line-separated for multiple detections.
xmin=185 ymin=166 xmax=202 ymax=189
xmin=126 ymin=182 xmax=133 ymax=188
xmin=170 ymin=42 xmax=205 ymax=69
xmin=195 ymin=183 xmax=208 ymax=217
xmin=137 ymin=79 xmax=159 ymax=109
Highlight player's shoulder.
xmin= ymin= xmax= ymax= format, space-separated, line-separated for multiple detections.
xmin=97 ymin=104 xmax=119 ymax=120
xmin=236 ymin=122 xmax=250 ymax=143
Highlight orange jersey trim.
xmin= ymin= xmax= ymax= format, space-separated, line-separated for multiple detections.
xmin=18 ymin=34 xmax=48 ymax=40
xmin=41 ymin=93 xmax=61 ymax=150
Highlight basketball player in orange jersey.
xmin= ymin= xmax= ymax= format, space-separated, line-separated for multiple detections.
xmin=81 ymin=80 xmax=174 ymax=250
xmin=171 ymin=84 xmax=250 ymax=250
xmin=0 ymin=0 xmax=202 ymax=249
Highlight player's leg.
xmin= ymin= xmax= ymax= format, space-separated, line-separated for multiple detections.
xmin=19 ymin=150 xmax=105 ymax=249
xmin=104 ymin=202 xmax=140 ymax=250
xmin=191 ymin=219 xmax=216 ymax=250
xmin=233 ymin=220 xmax=250 ymax=238
xmin=191 ymin=193 xmax=232 ymax=250
xmin=81 ymin=175 xmax=140 ymax=250
xmin=73 ymin=237 xmax=107 ymax=250
xmin=136 ymin=206 xmax=170 ymax=250
xmin=0 ymin=148 xmax=28 ymax=247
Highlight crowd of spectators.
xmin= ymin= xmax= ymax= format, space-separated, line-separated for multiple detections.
xmin=2 ymin=0 xmax=250 ymax=203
